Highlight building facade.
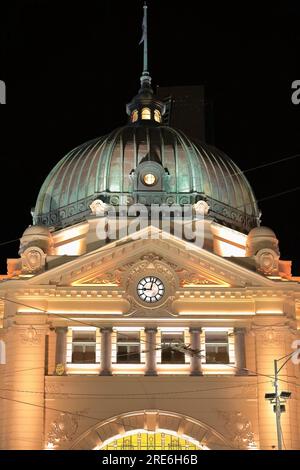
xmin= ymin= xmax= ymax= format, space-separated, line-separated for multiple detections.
xmin=0 ymin=7 xmax=300 ymax=451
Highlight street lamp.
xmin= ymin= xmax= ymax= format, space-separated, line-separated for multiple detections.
xmin=265 ymin=349 xmax=299 ymax=450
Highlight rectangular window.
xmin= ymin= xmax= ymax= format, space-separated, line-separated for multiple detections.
xmin=72 ymin=330 xmax=96 ymax=364
xmin=161 ymin=332 xmax=185 ymax=364
xmin=205 ymin=331 xmax=229 ymax=364
xmin=117 ymin=331 xmax=140 ymax=363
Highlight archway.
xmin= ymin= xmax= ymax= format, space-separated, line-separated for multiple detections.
xmin=70 ymin=410 xmax=233 ymax=450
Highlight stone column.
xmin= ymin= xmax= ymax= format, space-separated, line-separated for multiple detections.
xmin=189 ymin=327 xmax=203 ymax=376
xmin=234 ymin=327 xmax=247 ymax=375
xmin=55 ymin=327 xmax=67 ymax=373
xmin=100 ymin=328 xmax=112 ymax=376
xmin=144 ymin=328 xmax=157 ymax=376
xmin=4 ymin=321 xmax=47 ymax=449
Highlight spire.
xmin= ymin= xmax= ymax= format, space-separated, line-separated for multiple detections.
xmin=126 ymin=2 xmax=166 ymax=124
xmin=139 ymin=2 xmax=151 ymax=89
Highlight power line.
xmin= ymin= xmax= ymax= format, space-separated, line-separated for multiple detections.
xmin=232 ymin=153 xmax=300 ymax=178
xmin=0 ymin=381 xmax=272 ymax=398
xmin=0 ymin=393 xmax=237 ymax=449
xmin=0 ymin=298 xmax=299 ymax=388
xmin=0 ymin=237 xmax=20 ymax=247
xmin=0 ymin=153 xmax=298 ymax=250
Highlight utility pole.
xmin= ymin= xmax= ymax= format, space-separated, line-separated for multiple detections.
xmin=265 ymin=349 xmax=300 ymax=450
xmin=274 ymin=359 xmax=283 ymax=450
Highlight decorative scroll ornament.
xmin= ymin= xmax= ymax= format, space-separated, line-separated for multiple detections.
xmin=89 ymin=199 xmax=110 ymax=216
xmin=125 ymin=254 xmax=177 ymax=290
xmin=47 ymin=412 xmax=79 ymax=448
xmin=255 ymin=248 xmax=279 ymax=275
xmin=218 ymin=410 xmax=256 ymax=449
xmin=21 ymin=246 xmax=46 ymax=274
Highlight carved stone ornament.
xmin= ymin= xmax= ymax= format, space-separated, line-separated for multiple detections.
xmin=47 ymin=412 xmax=79 ymax=448
xmin=89 ymin=199 xmax=111 ymax=216
xmin=255 ymin=248 xmax=279 ymax=275
xmin=193 ymin=200 xmax=210 ymax=216
xmin=218 ymin=410 xmax=256 ymax=449
xmin=20 ymin=326 xmax=40 ymax=345
xmin=21 ymin=246 xmax=46 ymax=274
xmin=256 ymin=329 xmax=284 ymax=347
xmin=74 ymin=262 xmax=135 ymax=286
xmin=124 ymin=253 xmax=178 ymax=312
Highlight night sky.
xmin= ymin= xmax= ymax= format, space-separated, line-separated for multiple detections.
xmin=0 ymin=0 xmax=299 ymax=274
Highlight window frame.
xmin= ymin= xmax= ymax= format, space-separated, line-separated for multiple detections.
xmin=116 ymin=331 xmax=141 ymax=364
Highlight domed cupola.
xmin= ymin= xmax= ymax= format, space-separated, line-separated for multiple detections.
xmin=32 ymin=3 xmax=260 ymax=234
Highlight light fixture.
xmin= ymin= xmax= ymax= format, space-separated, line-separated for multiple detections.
xmin=273 ymin=404 xmax=286 ymax=413
xmin=143 ymin=173 xmax=156 ymax=186
xmin=280 ymin=391 xmax=292 ymax=399
xmin=265 ymin=393 xmax=276 ymax=400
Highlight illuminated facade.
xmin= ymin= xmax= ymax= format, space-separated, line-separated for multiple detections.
xmin=0 ymin=5 xmax=300 ymax=451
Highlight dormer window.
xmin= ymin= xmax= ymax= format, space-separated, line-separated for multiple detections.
xmin=141 ymin=107 xmax=151 ymax=120
xmin=154 ymin=109 xmax=161 ymax=123
xmin=131 ymin=110 xmax=138 ymax=123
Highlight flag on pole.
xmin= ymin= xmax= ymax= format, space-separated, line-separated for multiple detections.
xmin=139 ymin=4 xmax=147 ymax=45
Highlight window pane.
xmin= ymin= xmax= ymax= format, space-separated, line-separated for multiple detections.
xmin=116 ymin=331 xmax=141 ymax=363
xmin=154 ymin=109 xmax=161 ymax=123
xmin=205 ymin=331 xmax=229 ymax=364
xmin=131 ymin=110 xmax=138 ymax=122
xmin=161 ymin=332 xmax=185 ymax=364
xmin=72 ymin=345 xmax=96 ymax=364
xmin=141 ymin=107 xmax=151 ymax=120
xmin=205 ymin=331 xmax=227 ymax=343
xmin=117 ymin=331 xmax=139 ymax=343
xmin=72 ymin=330 xmax=96 ymax=364
xmin=117 ymin=345 xmax=140 ymax=363
xmin=73 ymin=330 xmax=96 ymax=342
xmin=161 ymin=347 xmax=185 ymax=364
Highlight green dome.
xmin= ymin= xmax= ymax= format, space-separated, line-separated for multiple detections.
xmin=34 ymin=125 xmax=259 ymax=233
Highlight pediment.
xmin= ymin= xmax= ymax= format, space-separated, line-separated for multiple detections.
xmin=26 ymin=227 xmax=274 ymax=289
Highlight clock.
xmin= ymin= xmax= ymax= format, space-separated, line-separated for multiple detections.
xmin=137 ymin=276 xmax=165 ymax=303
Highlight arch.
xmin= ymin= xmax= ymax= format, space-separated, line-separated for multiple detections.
xmin=69 ymin=410 xmax=234 ymax=450
xmin=0 ymin=339 xmax=6 ymax=364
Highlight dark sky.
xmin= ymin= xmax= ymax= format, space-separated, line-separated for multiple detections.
xmin=0 ymin=0 xmax=299 ymax=273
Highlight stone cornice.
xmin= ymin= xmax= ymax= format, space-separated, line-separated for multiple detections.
xmin=3 ymin=286 xmax=297 ymax=302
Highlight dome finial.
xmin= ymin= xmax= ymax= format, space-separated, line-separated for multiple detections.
xmin=126 ymin=2 xmax=166 ymax=124
xmin=139 ymin=2 xmax=151 ymax=89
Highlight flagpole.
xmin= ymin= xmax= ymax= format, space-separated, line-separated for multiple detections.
xmin=143 ymin=2 xmax=148 ymax=75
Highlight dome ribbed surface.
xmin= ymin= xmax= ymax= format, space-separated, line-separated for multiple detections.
xmin=34 ymin=125 xmax=259 ymax=232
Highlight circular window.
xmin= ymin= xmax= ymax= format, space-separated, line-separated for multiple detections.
xmin=143 ymin=173 xmax=157 ymax=186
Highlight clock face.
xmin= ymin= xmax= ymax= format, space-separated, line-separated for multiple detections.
xmin=137 ymin=276 xmax=165 ymax=303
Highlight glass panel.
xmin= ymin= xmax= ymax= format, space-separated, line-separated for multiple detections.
xmin=117 ymin=345 xmax=140 ymax=363
xmin=161 ymin=332 xmax=185 ymax=364
xmin=72 ymin=330 xmax=96 ymax=342
xmin=131 ymin=110 xmax=138 ymax=122
xmin=100 ymin=431 xmax=201 ymax=450
xmin=141 ymin=107 xmax=151 ymax=120
xmin=154 ymin=109 xmax=161 ymax=123
xmin=72 ymin=345 xmax=96 ymax=363
xmin=117 ymin=331 xmax=139 ymax=343
xmin=117 ymin=331 xmax=140 ymax=363
xmin=72 ymin=330 xmax=96 ymax=363
xmin=205 ymin=331 xmax=229 ymax=364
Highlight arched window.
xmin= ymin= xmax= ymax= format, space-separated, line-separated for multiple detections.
xmin=131 ymin=110 xmax=138 ymax=123
xmin=141 ymin=107 xmax=151 ymax=120
xmin=154 ymin=109 xmax=161 ymax=123
xmin=0 ymin=340 xmax=6 ymax=365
